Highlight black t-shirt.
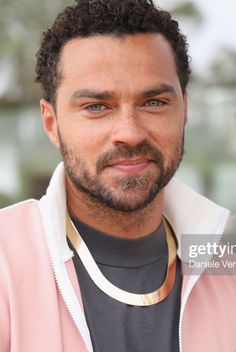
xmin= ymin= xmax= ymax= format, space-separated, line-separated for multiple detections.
xmin=68 ymin=217 xmax=182 ymax=352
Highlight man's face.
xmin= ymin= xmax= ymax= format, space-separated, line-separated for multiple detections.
xmin=42 ymin=33 xmax=188 ymax=212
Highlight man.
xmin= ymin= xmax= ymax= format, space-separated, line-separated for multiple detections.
xmin=0 ymin=0 xmax=235 ymax=351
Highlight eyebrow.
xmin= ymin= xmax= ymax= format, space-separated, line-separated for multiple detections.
xmin=70 ymin=89 xmax=115 ymax=101
xmin=140 ymin=84 xmax=176 ymax=98
xmin=70 ymin=84 xmax=176 ymax=102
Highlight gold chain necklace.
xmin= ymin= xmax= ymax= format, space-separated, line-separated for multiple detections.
xmin=66 ymin=211 xmax=177 ymax=306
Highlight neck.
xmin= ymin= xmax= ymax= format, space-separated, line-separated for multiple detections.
xmin=66 ymin=177 xmax=164 ymax=239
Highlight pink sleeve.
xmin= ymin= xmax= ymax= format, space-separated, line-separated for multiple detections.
xmin=0 ymin=242 xmax=11 ymax=352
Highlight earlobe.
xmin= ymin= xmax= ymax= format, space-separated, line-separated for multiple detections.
xmin=40 ymin=99 xmax=60 ymax=149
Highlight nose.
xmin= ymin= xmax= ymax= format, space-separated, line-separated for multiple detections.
xmin=110 ymin=107 xmax=148 ymax=146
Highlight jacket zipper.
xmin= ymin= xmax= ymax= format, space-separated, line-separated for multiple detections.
xmin=178 ymin=211 xmax=230 ymax=352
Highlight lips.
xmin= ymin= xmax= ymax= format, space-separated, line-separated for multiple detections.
xmin=108 ymin=158 xmax=152 ymax=174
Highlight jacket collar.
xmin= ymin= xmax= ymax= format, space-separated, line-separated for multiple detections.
xmin=41 ymin=162 xmax=230 ymax=261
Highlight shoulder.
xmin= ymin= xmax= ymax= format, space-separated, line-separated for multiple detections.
xmin=0 ymin=198 xmax=38 ymax=223
xmin=0 ymin=198 xmax=50 ymax=282
xmin=0 ymin=198 xmax=38 ymax=214
xmin=0 ymin=199 xmax=43 ymax=245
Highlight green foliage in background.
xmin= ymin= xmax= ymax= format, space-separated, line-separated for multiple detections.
xmin=170 ymin=1 xmax=202 ymax=23
xmin=0 ymin=0 xmax=72 ymax=105
xmin=206 ymin=48 xmax=236 ymax=87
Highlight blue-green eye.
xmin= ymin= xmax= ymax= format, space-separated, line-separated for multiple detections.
xmin=85 ymin=104 xmax=107 ymax=112
xmin=145 ymin=99 xmax=165 ymax=107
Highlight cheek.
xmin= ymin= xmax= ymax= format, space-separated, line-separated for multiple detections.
xmin=153 ymin=124 xmax=183 ymax=145
xmin=153 ymin=124 xmax=184 ymax=158
xmin=69 ymin=128 xmax=108 ymax=169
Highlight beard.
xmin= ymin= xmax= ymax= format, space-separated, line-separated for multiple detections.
xmin=59 ymin=131 xmax=184 ymax=213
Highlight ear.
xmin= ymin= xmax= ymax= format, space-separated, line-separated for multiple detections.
xmin=40 ymin=99 xmax=60 ymax=149
xmin=183 ymin=91 xmax=188 ymax=125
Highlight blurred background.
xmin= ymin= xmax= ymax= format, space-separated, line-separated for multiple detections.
xmin=0 ymin=0 xmax=236 ymax=212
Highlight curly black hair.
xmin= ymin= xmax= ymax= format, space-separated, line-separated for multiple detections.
xmin=35 ymin=0 xmax=191 ymax=103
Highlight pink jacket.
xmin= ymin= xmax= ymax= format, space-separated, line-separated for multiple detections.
xmin=0 ymin=163 xmax=235 ymax=352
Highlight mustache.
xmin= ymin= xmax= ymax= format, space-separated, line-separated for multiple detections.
xmin=96 ymin=141 xmax=164 ymax=174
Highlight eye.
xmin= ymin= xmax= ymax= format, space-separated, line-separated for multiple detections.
xmin=144 ymin=99 xmax=166 ymax=107
xmin=84 ymin=103 xmax=107 ymax=112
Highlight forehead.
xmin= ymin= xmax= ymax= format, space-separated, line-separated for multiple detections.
xmin=58 ymin=33 xmax=181 ymax=95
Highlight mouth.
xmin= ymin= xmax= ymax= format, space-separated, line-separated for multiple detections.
xmin=107 ymin=158 xmax=153 ymax=174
